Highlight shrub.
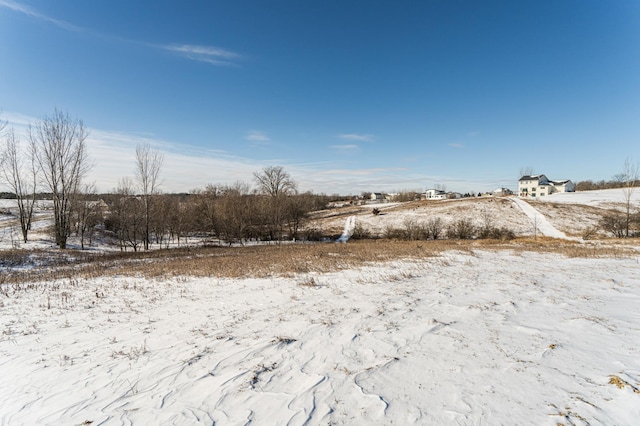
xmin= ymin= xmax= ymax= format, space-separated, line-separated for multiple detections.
xmin=426 ymin=217 xmax=444 ymax=240
xmin=372 ymin=208 xmax=381 ymax=216
xmin=582 ymin=226 xmax=599 ymax=240
xmin=447 ymin=218 xmax=476 ymax=239
xmin=403 ymin=218 xmax=429 ymax=240
xmin=304 ymin=227 xmax=325 ymax=241
xmin=383 ymin=225 xmax=406 ymax=240
xmin=351 ymin=222 xmax=371 ymax=240
xmin=478 ymin=226 xmax=515 ymax=241
xmin=599 ymin=214 xmax=626 ymax=238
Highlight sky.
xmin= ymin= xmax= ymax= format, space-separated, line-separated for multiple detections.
xmin=1 ymin=0 xmax=639 ymax=195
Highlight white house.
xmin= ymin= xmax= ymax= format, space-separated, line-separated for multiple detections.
xmin=518 ymin=174 xmax=575 ymax=198
xmin=424 ymin=189 xmax=446 ymax=200
xmin=370 ymin=192 xmax=386 ymax=201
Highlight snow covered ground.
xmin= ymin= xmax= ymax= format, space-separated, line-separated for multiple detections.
xmin=2 ymin=250 xmax=640 ymax=425
xmin=535 ymin=188 xmax=640 ymax=208
xmin=510 ymin=197 xmax=569 ymax=239
xmin=1 ymin=189 xmax=640 ymax=424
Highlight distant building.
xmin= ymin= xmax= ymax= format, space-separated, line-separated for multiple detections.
xmin=492 ymin=188 xmax=514 ymax=197
xmin=370 ymin=192 xmax=386 ymax=201
xmin=518 ymin=174 xmax=575 ymax=198
xmin=423 ymin=189 xmax=446 ymax=200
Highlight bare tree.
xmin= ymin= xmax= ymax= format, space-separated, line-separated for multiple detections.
xmin=1 ymin=128 xmax=38 ymax=243
xmin=285 ymin=192 xmax=315 ymax=240
xmin=519 ymin=166 xmax=535 ymax=178
xmin=217 ymin=182 xmax=252 ymax=245
xmin=193 ymin=184 xmax=222 ymax=242
xmin=106 ymin=177 xmax=145 ymax=251
xmin=254 ymin=165 xmax=297 ymax=198
xmin=29 ymin=109 xmax=91 ymax=249
xmin=135 ymin=143 xmax=164 ymax=250
xmin=254 ymin=166 xmax=297 ymax=241
xmin=620 ymin=157 xmax=639 ymax=237
xmin=72 ymin=183 xmax=102 ymax=250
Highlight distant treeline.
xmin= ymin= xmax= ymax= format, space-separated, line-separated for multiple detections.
xmin=0 ymin=192 xmax=57 ymax=200
xmin=575 ymin=179 xmax=640 ymax=191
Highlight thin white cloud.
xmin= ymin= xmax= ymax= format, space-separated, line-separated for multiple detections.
xmin=245 ymin=130 xmax=270 ymax=143
xmin=1 ymin=111 xmax=33 ymax=128
xmin=330 ymin=144 xmax=359 ymax=151
xmin=448 ymin=143 xmax=464 ymax=149
xmin=339 ymin=133 xmax=374 ymax=142
xmin=0 ymin=0 xmax=82 ymax=32
xmin=0 ymin=1 xmax=239 ymax=67
xmin=86 ymin=132 xmax=261 ymax=193
xmin=163 ymin=44 xmax=241 ymax=66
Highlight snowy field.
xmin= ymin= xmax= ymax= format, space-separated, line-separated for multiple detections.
xmin=1 ymin=250 xmax=640 ymax=425
xmin=1 ymin=189 xmax=640 ymax=424
xmin=535 ymin=188 xmax=640 ymax=208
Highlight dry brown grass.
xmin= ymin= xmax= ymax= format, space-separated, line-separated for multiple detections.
xmin=1 ymin=238 xmax=638 ymax=285
xmin=608 ymin=375 xmax=640 ymax=393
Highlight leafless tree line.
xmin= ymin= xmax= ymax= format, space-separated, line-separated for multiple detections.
xmin=2 ymin=110 xmax=329 ymax=250
xmin=103 ymin=167 xmax=326 ymax=251
xmin=1 ymin=110 xmax=333 ymax=250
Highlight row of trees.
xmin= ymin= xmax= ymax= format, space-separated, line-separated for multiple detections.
xmin=2 ymin=111 xmax=330 ymax=249
xmin=103 ymin=182 xmax=326 ymax=251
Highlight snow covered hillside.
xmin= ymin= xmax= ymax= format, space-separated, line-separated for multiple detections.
xmin=1 ymin=250 xmax=639 ymax=425
xmin=309 ymin=187 xmax=640 ymax=239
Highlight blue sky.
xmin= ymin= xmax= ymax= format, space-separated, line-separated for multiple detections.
xmin=1 ymin=0 xmax=639 ymax=194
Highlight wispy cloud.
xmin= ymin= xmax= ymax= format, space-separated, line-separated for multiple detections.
xmin=162 ymin=44 xmax=241 ymax=66
xmin=448 ymin=143 xmax=464 ymax=149
xmin=330 ymin=144 xmax=359 ymax=152
xmin=0 ymin=1 xmax=239 ymax=67
xmin=339 ymin=133 xmax=374 ymax=142
xmin=245 ymin=130 xmax=270 ymax=143
xmin=0 ymin=0 xmax=82 ymax=32
xmin=86 ymin=130 xmax=260 ymax=193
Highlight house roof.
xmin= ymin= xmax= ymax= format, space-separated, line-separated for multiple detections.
xmin=519 ymin=175 xmax=572 ymax=186
xmin=518 ymin=174 xmax=544 ymax=181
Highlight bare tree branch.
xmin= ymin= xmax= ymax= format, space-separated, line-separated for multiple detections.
xmin=0 ymin=128 xmax=39 ymax=243
xmin=135 ymin=143 xmax=164 ymax=250
xmin=29 ymin=109 xmax=91 ymax=249
xmin=621 ymin=156 xmax=639 ymax=237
